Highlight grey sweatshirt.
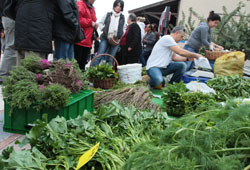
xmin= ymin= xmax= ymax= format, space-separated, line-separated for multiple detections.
xmin=143 ymin=32 xmax=156 ymax=52
xmin=186 ymin=22 xmax=212 ymax=51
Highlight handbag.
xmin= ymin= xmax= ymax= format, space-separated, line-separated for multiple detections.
xmin=108 ymin=36 xmax=120 ymax=46
xmin=92 ymin=28 xmax=98 ymax=40
xmin=3 ymin=0 xmax=17 ymax=20
xmin=75 ymin=26 xmax=85 ymax=43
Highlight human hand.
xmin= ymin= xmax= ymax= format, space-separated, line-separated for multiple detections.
xmin=128 ymin=47 xmax=132 ymax=51
xmin=196 ymin=54 xmax=204 ymax=59
xmin=0 ymin=32 xmax=4 ymax=38
xmin=216 ymin=45 xmax=224 ymax=50
xmin=94 ymin=23 xmax=99 ymax=30
xmin=92 ymin=22 xmax=96 ymax=28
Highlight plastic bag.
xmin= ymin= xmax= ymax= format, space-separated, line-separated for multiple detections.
xmin=186 ymin=81 xmax=216 ymax=94
xmin=194 ymin=57 xmax=212 ymax=70
xmin=214 ymin=51 xmax=245 ymax=76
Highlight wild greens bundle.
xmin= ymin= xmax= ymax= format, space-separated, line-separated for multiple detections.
xmin=87 ymin=63 xmax=118 ymax=80
xmin=124 ymin=102 xmax=250 ymax=170
xmin=2 ymin=55 xmax=86 ymax=112
xmin=0 ymin=102 xmax=171 ymax=170
xmin=207 ymin=75 xmax=250 ymax=101
xmin=162 ymin=82 xmax=215 ymax=117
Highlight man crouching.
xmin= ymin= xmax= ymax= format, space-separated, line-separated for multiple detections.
xmin=146 ymin=25 xmax=204 ymax=90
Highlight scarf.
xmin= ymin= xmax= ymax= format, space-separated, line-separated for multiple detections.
xmin=108 ymin=10 xmax=121 ymax=39
xmin=84 ymin=0 xmax=93 ymax=8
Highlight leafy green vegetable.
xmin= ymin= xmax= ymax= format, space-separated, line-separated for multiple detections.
xmin=22 ymin=54 xmax=48 ymax=74
xmin=2 ymin=55 xmax=87 ymax=113
xmin=162 ymin=82 xmax=215 ymax=117
xmin=1 ymin=102 xmax=170 ymax=169
xmin=207 ymin=75 xmax=250 ymax=101
xmin=40 ymin=84 xmax=71 ymax=110
xmin=124 ymin=102 xmax=250 ymax=170
xmin=88 ymin=63 xmax=118 ymax=80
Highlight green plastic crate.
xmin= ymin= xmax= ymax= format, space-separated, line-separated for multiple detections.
xmin=3 ymin=90 xmax=94 ymax=134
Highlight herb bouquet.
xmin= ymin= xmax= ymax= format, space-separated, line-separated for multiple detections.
xmin=88 ymin=63 xmax=118 ymax=89
xmin=2 ymin=55 xmax=87 ymax=112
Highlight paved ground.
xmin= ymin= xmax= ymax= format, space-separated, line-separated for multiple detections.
xmin=0 ymin=85 xmax=31 ymax=153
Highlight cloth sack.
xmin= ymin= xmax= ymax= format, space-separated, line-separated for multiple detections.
xmin=214 ymin=51 xmax=245 ymax=76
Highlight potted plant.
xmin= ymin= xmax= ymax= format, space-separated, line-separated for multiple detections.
xmin=88 ymin=63 xmax=118 ymax=89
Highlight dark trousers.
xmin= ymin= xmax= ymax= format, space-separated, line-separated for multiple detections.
xmin=74 ymin=45 xmax=91 ymax=70
xmin=116 ymin=45 xmax=127 ymax=65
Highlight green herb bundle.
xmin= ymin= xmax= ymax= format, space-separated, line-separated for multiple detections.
xmin=162 ymin=82 xmax=215 ymax=117
xmin=124 ymin=102 xmax=250 ymax=170
xmin=88 ymin=63 xmax=118 ymax=80
xmin=207 ymin=75 xmax=250 ymax=101
xmin=2 ymin=55 xmax=84 ymax=112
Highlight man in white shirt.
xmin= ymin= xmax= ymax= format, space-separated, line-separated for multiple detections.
xmin=136 ymin=16 xmax=145 ymax=44
xmin=146 ymin=25 xmax=204 ymax=90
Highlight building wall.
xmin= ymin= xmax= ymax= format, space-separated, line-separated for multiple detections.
xmin=177 ymin=0 xmax=250 ymax=26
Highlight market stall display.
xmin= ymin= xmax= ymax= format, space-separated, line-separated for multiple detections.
xmin=88 ymin=54 xmax=118 ymax=89
xmin=2 ymin=55 xmax=93 ymax=134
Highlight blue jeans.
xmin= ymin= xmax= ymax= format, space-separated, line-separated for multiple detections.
xmin=147 ymin=62 xmax=187 ymax=86
xmin=54 ymin=38 xmax=74 ymax=61
xmin=139 ymin=50 xmax=151 ymax=67
xmin=184 ymin=45 xmax=198 ymax=71
xmin=92 ymin=37 xmax=119 ymax=66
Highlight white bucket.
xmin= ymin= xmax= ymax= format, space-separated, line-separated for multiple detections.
xmin=117 ymin=63 xmax=142 ymax=84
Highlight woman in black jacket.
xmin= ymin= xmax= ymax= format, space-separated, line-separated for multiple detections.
xmin=124 ymin=13 xmax=142 ymax=64
xmin=15 ymin=0 xmax=54 ymax=65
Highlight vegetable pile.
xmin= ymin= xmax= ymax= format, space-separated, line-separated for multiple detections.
xmin=124 ymin=102 xmax=250 ymax=170
xmin=87 ymin=63 xmax=118 ymax=81
xmin=2 ymin=55 xmax=87 ymax=112
xmin=0 ymin=102 xmax=170 ymax=170
xmin=1 ymin=98 xmax=250 ymax=170
xmin=1 ymin=101 xmax=249 ymax=169
xmin=162 ymin=82 xmax=215 ymax=117
xmin=95 ymin=86 xmax=160 ymax=111
xmin=207 ymin=75 xmax=250 ymax=101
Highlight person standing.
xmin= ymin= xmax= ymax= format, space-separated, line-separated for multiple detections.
xmin=136 ymin=16 xmax=145 ymax=44
xmin=0 ymin=0 xmax=17 ymax=83
xmin=139 ymin=24 xmax=156 ymax=67
xmin=146 ymin=26 xmax=204 ymax=90
xmin=116 ymin=24 xmax=129 ymax=65
xmin=53 ymin=0 xmax=85 ymax=61
xmin=0 ymin=17 xmax=17 ymax=83
xmin=75 ymin=0 xmax=97 ymax=70
xmin=15 ymin=0 xmax=54 ymax=65
xmin=92 ymin=0 xmax=125 ymax=66
xmin=184 ymin=11 xmax=223 ymax=70
xmin=152 ymin=23 xmax=160 ymax=42
xmin=124 ymin=13 xmax=141 ymax=64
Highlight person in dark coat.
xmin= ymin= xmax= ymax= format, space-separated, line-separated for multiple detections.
xmin=53 ymin=0 xmax=84 ymax=61
xmin=124 ymin=13 xmax=142 ymax=64
xmin=15 ymin=0 xmax=54 ymax=65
